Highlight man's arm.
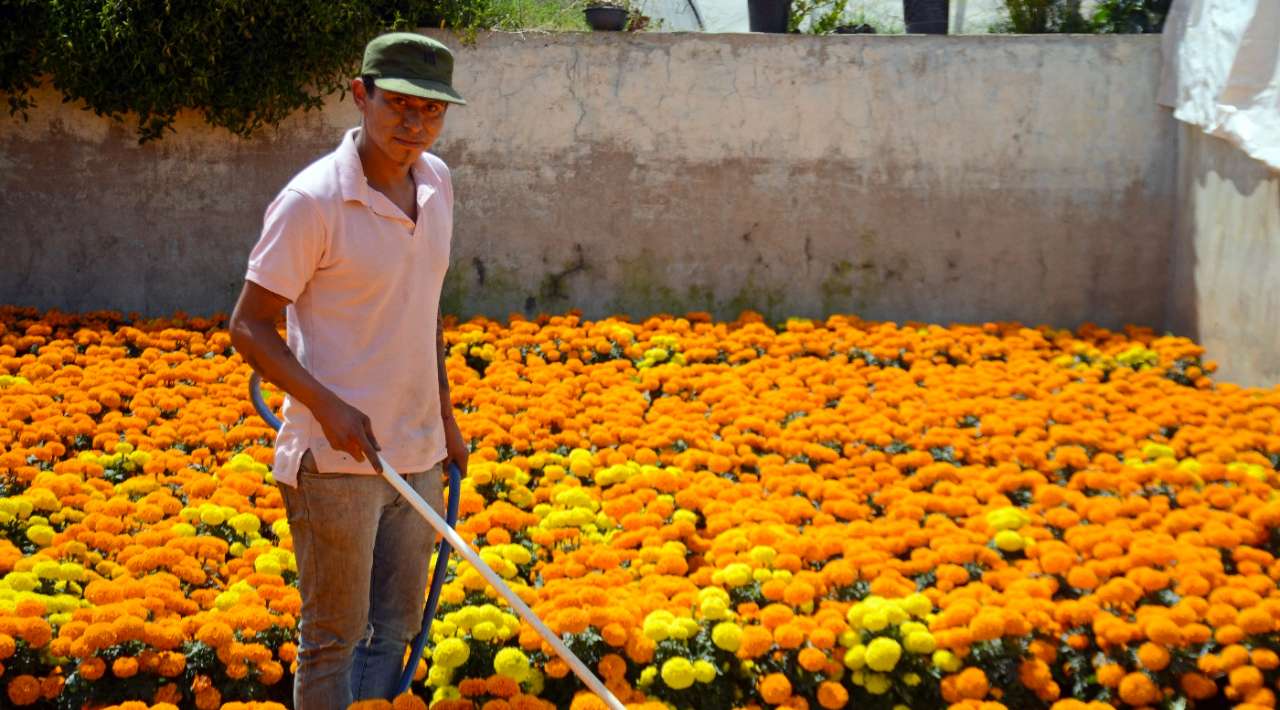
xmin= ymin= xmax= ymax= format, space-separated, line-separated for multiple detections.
xmin=230 ymin=281 xmax=384 ymax=472
xmin=437 ymin=308 xmax=468 ymax=474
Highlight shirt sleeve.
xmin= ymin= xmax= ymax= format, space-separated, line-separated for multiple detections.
xmin=245 ymin=188 xmax=327 ymax=303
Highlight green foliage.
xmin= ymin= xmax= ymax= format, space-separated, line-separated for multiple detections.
xmin=790 ymin=0 xmax=892 ymax=34
xmin=484 ymin=0 xmax=589 ymax=31
xmin=992 ymin=0 xmax=1090 ymax=33
xmin=994 ymin=0 xmax=1169 ymax=33
xmin=0 ymin=0 xmax=583 ymax=143
xmin=0 ymin=0 xmax=49 ymax=117
xmin=1090 ymin=0 xmax=1170 ymax=33
xmin=790 ymin=0 xmax=850 ymax=33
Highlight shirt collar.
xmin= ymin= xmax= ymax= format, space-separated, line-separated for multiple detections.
xmin=336 ymin=128 xmax=437 ymax=210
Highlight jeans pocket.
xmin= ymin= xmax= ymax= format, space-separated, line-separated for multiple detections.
xmin=281 ymin=450 xmax=322 ymax=524
xmin=280 ymin=476 xmax=309 ymax=525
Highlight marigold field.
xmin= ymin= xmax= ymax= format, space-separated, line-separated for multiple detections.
xmin=1 ymin=305 xmax=1279 ymax=710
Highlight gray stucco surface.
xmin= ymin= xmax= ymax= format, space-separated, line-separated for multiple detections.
xmin=0 ymin=33 xmax=1178 ymax=333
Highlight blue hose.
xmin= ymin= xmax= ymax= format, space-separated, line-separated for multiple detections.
xmin=248 ymin=372 xmax=459 ymax=699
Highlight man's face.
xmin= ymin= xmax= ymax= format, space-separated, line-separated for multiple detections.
xmin=353 ymin=79 xmax=449 ymax=166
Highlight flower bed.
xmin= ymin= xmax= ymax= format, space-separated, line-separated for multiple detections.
xmin=0 ymin=305 xmax=1277 ymax=710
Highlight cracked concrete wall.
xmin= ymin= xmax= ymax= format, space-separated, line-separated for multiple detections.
xmin=1 ymin=33 xmax=1175 ymax=333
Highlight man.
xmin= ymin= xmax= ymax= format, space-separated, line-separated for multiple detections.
xmin=228 ymin=32 xmax=469 ymax=710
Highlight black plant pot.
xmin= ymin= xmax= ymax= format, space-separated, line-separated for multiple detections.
xmin=584 ymin=5 xmax=628 ymax=30
xmin=903 ymin=0 xmax=949 ymax=33
xmin=747 ymin=0 xmax=791 ymax=32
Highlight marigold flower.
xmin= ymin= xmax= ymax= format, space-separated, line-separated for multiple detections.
xmin=816 ymin=681 xmax=848 ymax=709
xmin=111 ymin=657 xmax=138 ymax=679
xmin=798 ymin=647 xmax=827 ymax=672
xmin=954 ymin=668 xmax=989 ymax=700
xmin=6 ymin=674 xmax=40 ymax=706
xmin=759 ymin=673 xmax=792 ymax=704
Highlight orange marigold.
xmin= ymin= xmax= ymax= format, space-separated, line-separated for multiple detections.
xmin=1229 ymin=665 xmax=1264 ymax=695
xmin=111 ymin=657 xmax=139 ymax=679
xmin=759 ymin=673 xmax=792 ymax=705
xmin=954 ymin=668 xmax=990 ymax=700
xmin=969 ymin=612 xmax=1005 ymax=643
xmin=816 ymin=680 xmax=848 ymax=709
xmin=798 ymin=647 xmax=827 ymax=673
xmin=6 ymin=674 xmax=40 ymax=706
xmin=1143 ymin=616 xmax=1182 ymax=647
xmin=1137 ymin=642 xmax=1171 ymax=672
xmin=391 ymin=693 xmax=429 ymax=710
xmin=1096 ymin=664 xmax=1125 ymax=688
xmin=738 ymin=625 xmax=774 ymax=659
xmin=1238 ymin=607 xmax=1274 ymax=636
xmin=1117 ymin=672 xmax=1161 ymax=706
xmin=1180 ymin=673 xmax=1218 ymax=700
xmin=1251 ymin=649 xmax=1280 ymax=671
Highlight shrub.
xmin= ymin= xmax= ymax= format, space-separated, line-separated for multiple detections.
xmin=0 ymin=0 xmax=512 ymax=142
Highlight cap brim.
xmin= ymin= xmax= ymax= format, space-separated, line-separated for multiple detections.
xmin=373 ymin=77 xmax=466 ymax=105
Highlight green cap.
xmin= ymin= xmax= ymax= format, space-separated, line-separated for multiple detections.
xmin=361 ymin=32 xmax=466 ymax=105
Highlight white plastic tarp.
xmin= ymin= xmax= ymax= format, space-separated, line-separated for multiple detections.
xmin=1159 ymin=0 xmax=1280 ymax=171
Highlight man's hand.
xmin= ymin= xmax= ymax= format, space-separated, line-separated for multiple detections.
xmin=441 ymin=412 xmax=468 ymax=476
xmin=233 ymin=281 xmax=387 ymax=473
xmin=312 ymin=394 xmax=383 ymax=473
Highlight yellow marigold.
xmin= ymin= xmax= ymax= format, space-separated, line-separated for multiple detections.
xmin=494 ymin=647 xmax=530 ymax=681
xmin=905 ymin=630 xmax=937 ymax=655
xmin=433 ymin=638 xmax=470 ymax=669
xmin=660 ymin=657 xmax=695 ymax=690
xmin=692 ymin=659 xmax=716 ymax=683
xmin=865 ymin=637 xmax=902 ymax=672
xmin=864 ymin=672 xmax=892 ymax=695
xmin=711 ymin=622 xmax=742 ymax=653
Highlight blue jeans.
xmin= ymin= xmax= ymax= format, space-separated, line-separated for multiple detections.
xmin=280 ymin=450 xmax=445 ymax=710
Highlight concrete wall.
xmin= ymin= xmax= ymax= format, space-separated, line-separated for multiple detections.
xmin=1166 ymin=124 xmax=1280 ymax=387
xmin=1 ymin=33 xmax=1176 ymax=333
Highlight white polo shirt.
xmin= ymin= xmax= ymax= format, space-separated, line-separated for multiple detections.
xmin=245 ymin=128 xmax=452 ymax=487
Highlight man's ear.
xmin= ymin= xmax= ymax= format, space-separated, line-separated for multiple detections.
xmin=352 ymin=78 xmax=369 ymax=109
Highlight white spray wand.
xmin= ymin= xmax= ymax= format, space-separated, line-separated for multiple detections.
xmin=377 ymin=455 xmax=627 ymax=710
